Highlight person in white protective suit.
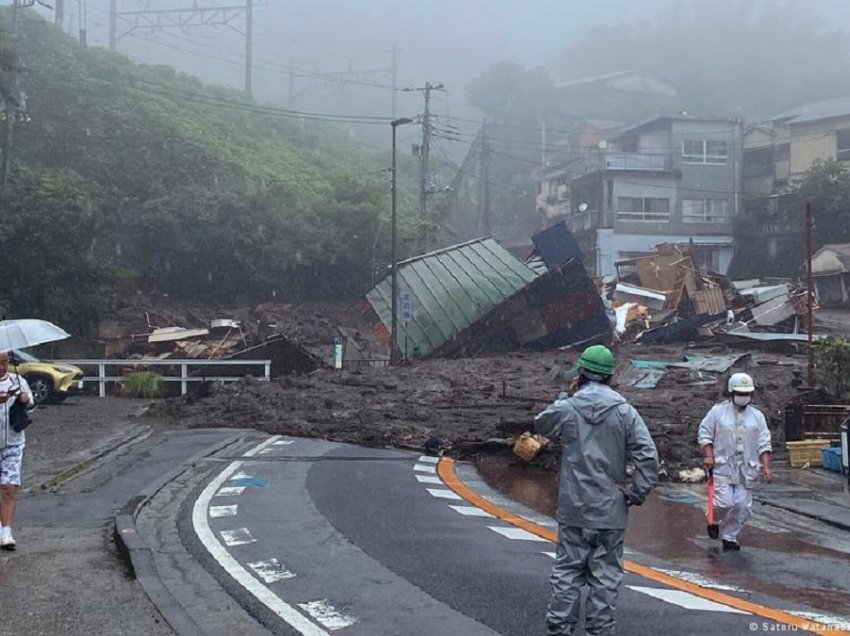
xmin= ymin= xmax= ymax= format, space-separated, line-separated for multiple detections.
xmin=698 ymin=372 xmax=773 ymax=551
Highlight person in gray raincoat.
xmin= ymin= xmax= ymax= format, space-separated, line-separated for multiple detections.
xmin=533 ymin=344 xmax=659 ymax=636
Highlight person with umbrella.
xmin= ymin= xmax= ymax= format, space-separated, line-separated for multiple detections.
xmin=0 ymin=350 xmax=35 ymax=550
xmin=0 ymin=319 xmax=70 ymax=551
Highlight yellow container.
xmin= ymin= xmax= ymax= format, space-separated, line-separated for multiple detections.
xmin=786 ymin=440 xmax=831 ymax=468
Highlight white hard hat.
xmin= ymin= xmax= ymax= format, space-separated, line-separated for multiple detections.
xmin=728 ymin=372 xmax=756 ymax=394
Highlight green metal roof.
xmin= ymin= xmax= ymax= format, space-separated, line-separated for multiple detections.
xmin=366 ymin=238 xmax=539 ymax=358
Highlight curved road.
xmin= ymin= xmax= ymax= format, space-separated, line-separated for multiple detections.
xmin=175 ymin=434 xmax=847 ymax=636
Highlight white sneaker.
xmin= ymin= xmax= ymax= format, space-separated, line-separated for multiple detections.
xmin=1 ymin=529 xmax=16 ymax=551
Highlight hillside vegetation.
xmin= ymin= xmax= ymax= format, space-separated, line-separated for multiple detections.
xmin=0 ymin=9 xmax=418 ymax=333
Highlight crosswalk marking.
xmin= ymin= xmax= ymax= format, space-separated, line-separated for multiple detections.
xmin=298 ymin=599 xmax=357 ymax=631
xmin=209 ymin=505 xmax=238 ymax=518
xmin=418 ymin=455 xmax=440 ymax=464
xmin=448 ymin=505 xmax=495 ymax=518
xmin=220 ymin=528 xmax=256 ymax=547
xmin=542 ymin=551 xmax=557 ymax=559
xmin=273 ymin=439 xmax=295 ymax=445
xmin=215 ymin=486 xmax=245 ymax=497
xmin=248 ymin=558 xmax=296 ymax=584
xmin=414 ymin=464 xmax=437 ymax=474
xmin=426 ymin=488 xmax=462 ymax=500
xmin=627 ymin=586 xmax=749 ymax=614
xmin=415 ymin=475 xmax=442 ymax=484
xmin=487 ymin=526 xmax=549 ymax=542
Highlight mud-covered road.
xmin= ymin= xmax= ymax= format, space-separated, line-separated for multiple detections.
xmin=153 ymin=343 xmax=815 ymax=474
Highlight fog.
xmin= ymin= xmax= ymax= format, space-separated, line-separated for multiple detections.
xmin=17 ymin=0 xmax=850 ymax=157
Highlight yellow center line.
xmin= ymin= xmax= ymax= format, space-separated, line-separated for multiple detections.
xmin=437 ymin=457 xmax=848 ymax=635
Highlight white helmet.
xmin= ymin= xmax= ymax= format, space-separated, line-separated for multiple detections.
xmin=728 ymin=372 xmax=756 ymax=394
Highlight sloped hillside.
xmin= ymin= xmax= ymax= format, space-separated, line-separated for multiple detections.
xmin=0 ymin=9 xmax=416 ymax=332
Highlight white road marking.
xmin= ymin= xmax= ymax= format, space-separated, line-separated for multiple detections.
xmin=414 ymin=464 xmax=437 ymax=474
xmin=231 ymin=472 xmax=252 ymax=480
xmin=656 ymin=569 xmax=744 ymax=592
xmin=448 ymin=505 xmax=495 ymax=518
xmin=415 ymin=475 xmax=442 ymax=484
xmin=220 ymin=528 xmax=256 ymax=546
xmin=215 ymin=486 xmax=246 ymax=497
xmin=297 ymin=600 xmax=357 ymax=631
xmin=192 ymin=435 xmax=330 ymax=636
xmin=209 ymin=505 xmax=238 ymax=518
xmin=627 ymin=586 xmax=749 ymax=614
xmin=789 ymin=611 xmax=850 ymax=629
xmin=487 ymin=526 xmax=548 ymax=542
xmin=418 ymin=455 xmax=440 ymax=464
xmin=259 ymin=448 xmax=276 ymax=454
xmin=542 ymin=551 xmax=557 ymax=559
xmin=426 ymin=488 xmax=462 ymax=500
xmin=248 ymin=558 xmax=297 ymax=584
xmin=273 ymin=440 xmax=295 ymax=445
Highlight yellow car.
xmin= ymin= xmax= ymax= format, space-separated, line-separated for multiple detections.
xmin=9 ymin=349 xmax=84 ymax=404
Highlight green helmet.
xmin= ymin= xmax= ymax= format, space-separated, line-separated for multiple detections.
xmin=578 ymin=344 xmax=615 ymax=376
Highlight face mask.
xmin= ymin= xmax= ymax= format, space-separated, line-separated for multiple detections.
xmin=732 ymin=394 xmax=751 ymax=408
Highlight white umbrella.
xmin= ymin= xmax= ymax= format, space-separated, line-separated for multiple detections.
xmin=0 ymin=319 xmax=71 ymax=352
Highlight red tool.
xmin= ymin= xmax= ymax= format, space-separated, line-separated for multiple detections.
xmin=707 ymin=468 xmax=719 ymax=539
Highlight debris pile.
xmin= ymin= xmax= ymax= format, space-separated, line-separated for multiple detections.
xmin=610 ymin=244 xmax=816 ymax=350
xmin=93 ymin=302 xmax=382 ymax=375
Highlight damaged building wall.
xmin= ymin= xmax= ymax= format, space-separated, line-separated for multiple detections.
xmin=364 ymin=237 xmax=610 ymax=360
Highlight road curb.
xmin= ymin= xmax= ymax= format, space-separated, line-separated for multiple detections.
xmin=755 ymin=498 xmax=850 ymax=533
xmin=113 ymin=429 xmax=251 ymax=636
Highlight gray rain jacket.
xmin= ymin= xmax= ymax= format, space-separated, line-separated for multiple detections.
xmin=534 ymin=382 xmax=659 ymax=529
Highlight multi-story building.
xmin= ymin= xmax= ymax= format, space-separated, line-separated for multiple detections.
xmin=546 ymin=115 xmax=743 ymax=277
xmin=733 ymin=97 xmax=850 ymax=278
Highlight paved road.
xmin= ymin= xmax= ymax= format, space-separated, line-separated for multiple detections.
xmin=3 ymin=427 xmax=240 ymax=636
xmin=176 ymin=435 xmax=845 ymax=635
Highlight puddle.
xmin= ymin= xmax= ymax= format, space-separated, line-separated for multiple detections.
xmin=475 ymin=454 xmax=850 ymax=619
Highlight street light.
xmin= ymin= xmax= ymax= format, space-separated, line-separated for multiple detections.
xmin=390 ymin=117 xmax=413 ymax=364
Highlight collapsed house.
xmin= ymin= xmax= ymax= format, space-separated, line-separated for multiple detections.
xmin=363 ymin=231 xmax=611 ymax=360
xmin=610 ymin=243 xmax=815 ymax=348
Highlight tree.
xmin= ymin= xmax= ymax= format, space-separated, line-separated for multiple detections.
xmin=792 ymin=159 xmax=850 ymax=248
xmin=813 ymin=338 xmax=850 ymax=403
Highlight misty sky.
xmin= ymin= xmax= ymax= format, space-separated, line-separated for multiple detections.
xmin=20 ymin=0 xmax=850 ymax=151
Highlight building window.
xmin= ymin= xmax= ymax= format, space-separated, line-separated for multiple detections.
xmin=837 ymin=130 xmax=850 ymax=161
xmin=682 ymin=139 xmax=728 ymax=164
xmin=617 ymin=196 xmax=670 ymax=221
xmin=690 ymin=246 xmax=721 ymax=272
xmin=682 ymin=198 xmax=729 ymax=223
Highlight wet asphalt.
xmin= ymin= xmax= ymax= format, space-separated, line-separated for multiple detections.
xmin=478 ymin=458 xmax=850 ymax=623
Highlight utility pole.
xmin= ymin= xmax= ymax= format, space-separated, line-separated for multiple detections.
xmin=108 ymin=0 xmax=116 ymax=51
xmin=806 ymin=202 xmax=815 ymax=387
xmin=390 ymin=44 xmax=398 ymax=119
xmin=55 ymin=0 xmax=64 ymax=26
xmin=403 ymin=81 xmax=444 ymax=250
xmin=390 ymin=117 xmax=414 ymax=364
xmin=78 ymin=0 xmax=87 ymax=46
xmin=479 ymin=120 xmax=491 ymax=235
xmin=244 ymin=0 xmax=253 ymax=98
xmin=1 ymin=1 xmax=33 ymax=193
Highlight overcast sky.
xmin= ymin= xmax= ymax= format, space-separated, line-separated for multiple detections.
xmin=20 ymin=0 xmax=850 ymax=152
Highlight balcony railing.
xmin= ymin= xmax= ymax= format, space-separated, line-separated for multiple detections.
xmin=604 ymin=152 xmax=672 ymax=171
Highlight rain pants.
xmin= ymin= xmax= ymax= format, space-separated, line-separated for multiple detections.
xmin=534 ymin=381 xmax=659 ymax=636
xmin=698 ymin=401 xmax=772 ymax=542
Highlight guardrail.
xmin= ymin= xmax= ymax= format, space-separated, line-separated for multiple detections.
xmin=59 ymin=358 xmax=272 ymax=398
